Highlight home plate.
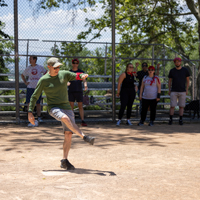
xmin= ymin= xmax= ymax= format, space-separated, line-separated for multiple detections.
xmin=42 ymin=170 xmax=69 ymax=176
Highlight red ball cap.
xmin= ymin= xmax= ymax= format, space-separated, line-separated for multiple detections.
xmin=173 ymin=57 xmax=181 ymax=62
xmin=72 ymin=58 xmax=79 ymax=64
xmin=148 ymin=66 xmax=155 ymax=70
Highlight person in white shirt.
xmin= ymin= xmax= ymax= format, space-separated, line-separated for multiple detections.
xmin=21 ymin=56 xmax=47 ymax=126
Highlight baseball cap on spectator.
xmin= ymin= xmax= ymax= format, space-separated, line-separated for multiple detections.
xmin=72 ymin=58 xmax=79 ymax=64
xmin=148 ymin=66 xmax=155 ymax=70
xmin=173 ymin=57 xmax=181 ymax=62
xmin=47 ymin=57 xmax=63 ymax=68
xmin=142 ymin=62 xmax=148 ymax=67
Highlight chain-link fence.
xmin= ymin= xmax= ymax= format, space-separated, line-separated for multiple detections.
xmin=0 ymin=0 xmax=199 ymax=124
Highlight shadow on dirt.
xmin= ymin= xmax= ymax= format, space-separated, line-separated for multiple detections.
xmin=1 ymin=123 xmax=200 ymax=152
xmin=43 ymin=168 xmax=116 ymax=176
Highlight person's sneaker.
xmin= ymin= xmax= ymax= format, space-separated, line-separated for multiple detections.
xmin=179 ymin=120 xmax=183 ymax=125
xmin=148 ymin=121 xmax=154 ymax=126
xmin=116 ymin=120 xmax=121 ymax=126
xmin=168 ymin=119 xmax=173 ymax=125
xmin=28 ymin=120 xmax=38 ymax=127
xmin=137 ymin=121 xmax=144 ymax=126
xmin=37 ymin=117 xmax=43 ymax=122
xmin=83 ymin=135 xmax=95 ymax=145
xmin=60 ymin=159 xmax=75 ymax=170
xmin=126 ymin=120 xmax=133 ymax=126
xmin=81 ymin=121 xmax=87 ymax=126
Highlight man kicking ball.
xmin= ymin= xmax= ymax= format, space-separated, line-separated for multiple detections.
xmin=28 ymin=57 xmax=95 ymax=170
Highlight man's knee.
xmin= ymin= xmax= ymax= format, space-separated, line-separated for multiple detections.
xmin=78 ymin=102 xmax=83 ymax=108
xmin=61 ymin=115 xmax=70 ymax=123
xmin=64 ymin=131 xmax=72 ymax=138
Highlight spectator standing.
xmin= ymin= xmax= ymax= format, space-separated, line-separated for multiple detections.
xmin=68 ymin=59 xmax=88 ymax=126
xmin=116 ymin=63 xmax=138 ymax=126
xmin=135 ymin=62 xmax=160 ymax=115
xmin=28 ymin=57 xmax=95 ymax=170
xmin=138 ymin=66 xmax=161 ymax=126
xmin=21 ymin=56 xmax=47 ymax=126
xmin=168 ymin=57 xmax=190 ymax=125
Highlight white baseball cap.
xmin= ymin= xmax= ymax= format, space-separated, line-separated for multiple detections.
xmin=47 ymin=57 xmax=63 ymax=68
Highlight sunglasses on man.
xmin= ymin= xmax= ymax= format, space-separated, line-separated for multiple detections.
xmin=72 ymin=62 xmax=78 ymax=64
xmin=53 ymin=66 xmax=60 ymax=70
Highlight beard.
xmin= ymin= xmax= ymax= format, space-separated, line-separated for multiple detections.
xmin=175 ymin=64 xmax=181 ymax=68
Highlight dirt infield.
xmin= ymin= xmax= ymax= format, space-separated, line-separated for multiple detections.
xmin=0 ymin=122 xmax=200 ymax=200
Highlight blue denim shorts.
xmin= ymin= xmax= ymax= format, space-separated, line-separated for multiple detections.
xmin=26 ymin=88 xmax=42 ymax=104
xmin=49 ymin=107 xmax=75 ymax=133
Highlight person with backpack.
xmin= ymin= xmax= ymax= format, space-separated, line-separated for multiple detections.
xmin=138 ymin=66 xmax=161 ymax=126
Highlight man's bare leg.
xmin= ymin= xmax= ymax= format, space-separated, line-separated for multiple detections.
xmin=170 ymin=107 xmax=175 ymax=115
xmin=78 ymin=102 xmax=84 ymax=121
xmin=179 ymin=107 xmax=184 ymax=116
xmin=63 ymin=131 xmax=72 ymax=159
xmin=61 ymin=115 xmax=84 ymax=139
xmin=61 ymin=131 xmax=75 ymax=170
xmin=69 ymin=102 xmax=74 ymax=110
xmin=61 ymin=115 xmax=95 ymax=145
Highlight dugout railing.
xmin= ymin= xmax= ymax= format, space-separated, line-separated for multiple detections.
xmin=0 ymin=74 xmax=193 ymax=123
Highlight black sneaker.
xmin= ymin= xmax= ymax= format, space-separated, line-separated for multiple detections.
xmin=148 ymin=121 xmax=154 ymax=126
xmin=60 ymin=159 xmax=75 ymax=170
xmin=179 ymin=120 xmax=183 ymax=125
xmin=137 ymin=121 xmax=144 ymax=126
xmin=168 ymin=119 xmax=173 ymax=125
xmin=83 ymin=136 xmax=95 ymax=145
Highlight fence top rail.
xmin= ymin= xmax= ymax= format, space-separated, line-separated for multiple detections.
xmin=1 ymin=54 xmax=199 ymax=63
xmin=42 ymin=40 xmax=164 ymax=46
xmin=0 ymin=39 xmax=39 ymax=41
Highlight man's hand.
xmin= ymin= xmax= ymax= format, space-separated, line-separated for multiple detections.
xmin=116 ymin=93 xmax=120 ymax=97
xmin=139 ymin=95 xmax=142 ymax=101
xmin=157 ymin=63 xmax=160 ymax=69
xmin=28 ymin=112 xmax=35 ymax=125
xmin=67 ymin=82 xmax=71 ymax=86
xmin=168 ymin=91 xmax=171 ymax=95
xmin=135 ymin=62 xmax=139 ymax=68
xmin=25 ymin=82 xmax=30 ymax=86
xmin=156 ymin=98 xmax=160 ymax=102
xmin=84 ymin=86 xmax=88 ymax=91
xmin=82 ymin=74 xmax=88 ymax=80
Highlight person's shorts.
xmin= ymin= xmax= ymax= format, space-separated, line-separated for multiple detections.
xmin=49 ymin=107 xmax=75 ymax=133
xmin=170 ymin=92 xmax=186 ymax=107
xmin=26 ymin=88 xmax=42 ymax=104
xmin=68 ymin=91 xmax=83 ymax=102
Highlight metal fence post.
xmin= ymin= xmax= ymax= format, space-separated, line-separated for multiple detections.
xmin=194 ymin=65 xmax=197 ymax=100
xmin=112 ymin=0 xmax=116 ymax=122
xmin=54 ymin=42 xmax=56 ymax=55
xmin=104 ymin=43 xmax=107 ymax=75
xmin=192 ymin=65 xmax=195 ymax=100
xmin=14 ymin=0 xmax=20 ymax=124
xmin=152 ymin=45 xmax=154 ymax=66
xmin=26 ymin=40 xmax=29 ymax=68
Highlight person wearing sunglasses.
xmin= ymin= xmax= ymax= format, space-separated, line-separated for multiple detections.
xmin=168 ymin=57 xmax=190 ymax=125
xmin=135 ymin=62 xmax=160 ymax=115
xmin=28 ymin=57 xmax=95 ymax=171
xmin=116 ymin=63 xmax=138 ymax=126
xmin=138 ymin=66 xmax=161 ymax=126
xmin=68 ymin=58 xmax=88 ymax=126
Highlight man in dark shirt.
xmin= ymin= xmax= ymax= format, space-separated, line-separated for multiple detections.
xmin=135 ymin=62 xmax=160 ymax=114
xmin=168 ymin=57 xmax=190 ymax=125
xmin=68 ymin=58 xmax=88 ymax=126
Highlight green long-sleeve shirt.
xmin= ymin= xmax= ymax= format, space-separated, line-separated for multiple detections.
xmin=29 ymin=70 xmax=84 ymax=112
